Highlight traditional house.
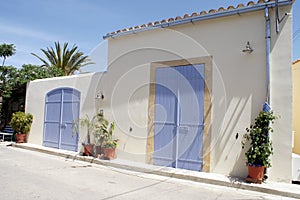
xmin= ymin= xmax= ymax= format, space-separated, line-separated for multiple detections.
xmin=26 ymin=0 xmax=293 ymax=182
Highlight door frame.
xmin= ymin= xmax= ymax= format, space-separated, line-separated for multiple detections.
xmin=147 ymin=56 xmax=212 ymax=172
xmin=43 ymin=87 xmax=80 ymax=151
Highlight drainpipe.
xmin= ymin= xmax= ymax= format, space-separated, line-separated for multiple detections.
xmin=265 ymin=7 xmax=271 ymax=104
xmin=264 ymin=6 xmax=271 ymax=180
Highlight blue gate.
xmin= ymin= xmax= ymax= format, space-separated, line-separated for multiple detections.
xmin=153 ymin=64 xmax=204 ymax=171
xmin=43 ymin=88 xmax=80 ymax=152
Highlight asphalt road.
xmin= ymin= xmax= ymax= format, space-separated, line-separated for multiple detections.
xmin=0 ymin=143 xmax=296 ymax=200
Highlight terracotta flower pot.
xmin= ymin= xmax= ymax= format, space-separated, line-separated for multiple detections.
xmin=104 ymin=148 xmax=116 ymax=160
xmin=248 ymin=165 xmax=265 ymax=180
xmin=95 ymin=146 xmax=104 ymax=157
xmin=16 ymin=134 xmax=26 ymax=143
xmin=83 ymin=144 xmax=94 ymax=156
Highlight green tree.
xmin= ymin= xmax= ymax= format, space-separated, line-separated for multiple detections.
xmin=0 ymin=43 xmax=16 ymax=67
xmin=17 ymin=64 xmax=64 ymax=82
xmin=32 ymin=41 xmax=93 ymax=76
xmin=0 ymin=64 xmax=64 ymax=98
xmin=0 ymin=66 xmax=18 ymax=98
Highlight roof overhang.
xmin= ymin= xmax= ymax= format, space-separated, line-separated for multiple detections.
xmin=103 ymin=0 xmax=293 ymax=40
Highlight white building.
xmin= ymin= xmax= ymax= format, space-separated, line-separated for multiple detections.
xmin=26 ymin=0 xmax=293 ymax=182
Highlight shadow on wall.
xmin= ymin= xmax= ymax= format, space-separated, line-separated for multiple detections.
xmin=212 ymin=95 xmax=260 ymax=178
xmin=75 ymin=72 xmax=103 ymax=153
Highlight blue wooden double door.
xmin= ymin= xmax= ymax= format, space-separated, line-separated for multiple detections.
xmin=43 ymin=88 xmax=80 ymax=152
xmin=154 ymin=64 xmax=204 ymax=171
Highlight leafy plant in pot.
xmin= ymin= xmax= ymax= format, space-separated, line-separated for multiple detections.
xmin=10 ymin=112 xmax=33 ymax=143
xmin=241 ymin=110 xmax=278 ymax=183
xmin=73 ymin=114 xmax=102 ymax=156
xmin=93 ymin=114 xmax=108 ymax=157
xmin=99 ymin=118 xmax=117 ymax=160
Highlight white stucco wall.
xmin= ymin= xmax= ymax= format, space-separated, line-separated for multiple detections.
xmin=103 ymin=6 xmax=292 ymax=182
xmin=268 ymin=5 xmax=293 ymax=182
xmin=104 ymin=11 xmax=266 ymax=173
xmin=26 ymin=73 xmax=102 ymax=152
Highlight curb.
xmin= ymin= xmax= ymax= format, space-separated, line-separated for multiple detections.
xmin=11 ymin=143 xmax=300 ymax=199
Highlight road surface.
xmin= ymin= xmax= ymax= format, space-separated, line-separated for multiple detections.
xmin=0 ymin=143 xmax=295 ymax=200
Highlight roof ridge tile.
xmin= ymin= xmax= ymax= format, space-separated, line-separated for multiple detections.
xmin=247 ymin=1 xmax=256 ymax=6
xmin=104 ymin=0 xmax=283 ymax=38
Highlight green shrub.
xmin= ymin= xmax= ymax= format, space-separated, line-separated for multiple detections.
xmin=10 ymin=112 xmax=33 ymax=134
xmin=241 ymin=111 xmax=278 ymax=168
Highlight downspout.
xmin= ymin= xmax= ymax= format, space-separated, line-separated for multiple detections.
xmin=264 ymin=6 xmax=271 ymax=180
xmin=265 ymin=7 xmax=271 ymax=104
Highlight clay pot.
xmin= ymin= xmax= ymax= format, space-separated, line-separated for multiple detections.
xmin=95 ymin=146 xmax=104 ymax=156
xmin=83 ymin=144 xmax=94 ymax=156
xmin=104 ymin=148 xmax=116 ymax=160
xmin=248 ymin=165 xmax=265 ymax=180
xmin=16 ymin=134 xmax=26 ymax=143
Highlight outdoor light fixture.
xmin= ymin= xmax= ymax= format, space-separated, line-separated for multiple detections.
xmin=242 ymin=41 xmax=253 ymax=54
xmin=95 ymin=91 xmax=104 ymax=100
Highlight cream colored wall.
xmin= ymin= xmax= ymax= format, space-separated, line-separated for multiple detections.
xmin=104 ymin=5 xmax=293 ymax=182
xmin=293 ymin=61 xmax=300 ymax=155
xmin=268 ymin=5 xmax=293 ymax=182
xmin=25 ymin=73 xmax=102 ymax=152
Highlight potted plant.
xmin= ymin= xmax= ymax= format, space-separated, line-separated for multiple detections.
xmin=241 ymin=110 xmax=278 ymax=183
xmin=103 ymin=139 xmax=118 ymax=160
xmin=99 ymin=118 xmax=117 ymax=160
xmin=10 ymin=112 xmax=33 ymax=143
xmin=93 ymin=114 xmax=108 ymax=157
xmin=73 ymin=114 xmax=102 ymax=156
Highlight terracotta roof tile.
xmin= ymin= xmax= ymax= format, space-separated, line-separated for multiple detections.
xmin=293 ymin=59 xmax=300 ymax=65
xmin=258 ymin=0 xmax=266 ymax=4
xmin=227 ymin=5 xmax=236 ymax=10
xmin=199 ymin=10 xmax=207 ymax=15
xmin=191 ymin=12 xmax=198 ymax=17
xmin=183 ymin=14 xmax=190 ymax=18
xmin=208 ymin=9 xmax=216 ymax=13
xmin=218 ymin=7 xmax=226 ymax=12
xmin=104 ymin=0 xmax=287 ymax=38
xmin=237 ymin=3 xmax=245 ymax=8
xmin=168 ymin=18 xmax=175 ymax=22
xmin=175 ymin=16 xmax=182 ymax=20
xmin=247 ymin=1 xmax=256 ymax=6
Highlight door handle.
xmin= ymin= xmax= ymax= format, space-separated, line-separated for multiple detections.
xmin=61 ymin=123 xmax=67 ymax=129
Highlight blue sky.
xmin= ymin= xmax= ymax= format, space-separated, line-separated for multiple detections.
xmin=1 ymin=0 xmax=299 ymax=68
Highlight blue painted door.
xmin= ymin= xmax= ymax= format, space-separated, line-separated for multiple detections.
xmin=43 ymin=88 xmax=80 ymax=152
xmin=153 ymin=64 xmax=204 ymax=171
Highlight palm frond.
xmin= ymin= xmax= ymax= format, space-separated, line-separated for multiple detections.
xmin=31 ymin=41 xmax=93 ymax=75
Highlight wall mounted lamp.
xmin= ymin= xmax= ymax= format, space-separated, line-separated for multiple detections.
xmin=242 ymin=41 xmax=253 ymax=54
xmin=95 ymin=91 xmax=104 ymax=100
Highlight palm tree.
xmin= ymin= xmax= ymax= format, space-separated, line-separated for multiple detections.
xmin=32 ymin=42 xmax=93 ymax=76
xmin=0 ymin=43 xmax=16 ymax=67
